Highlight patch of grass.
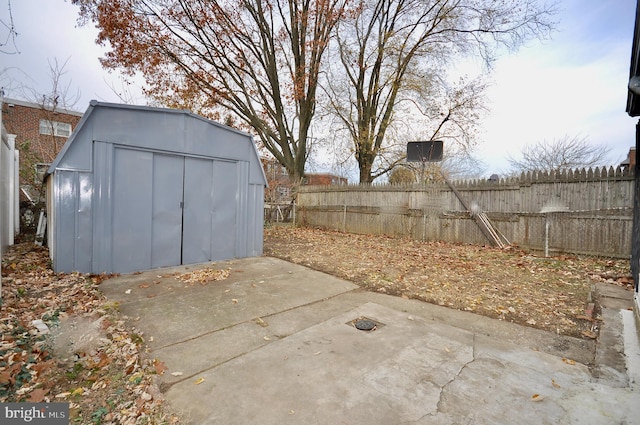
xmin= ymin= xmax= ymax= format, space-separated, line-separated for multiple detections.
xmin=131 ymin=332 xmax=144 ymax=345
xmin=91 ymin=407 xmax=109 ymax=424
xmin=102 ymin=301 xmax=120 ymax=312
xmin=66 ymin=362 xmax=85 ymax=380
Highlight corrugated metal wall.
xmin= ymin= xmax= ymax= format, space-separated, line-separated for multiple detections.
xmin=47 ymin=102 xmax=265 ymax=274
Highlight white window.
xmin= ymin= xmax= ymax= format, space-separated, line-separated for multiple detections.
xmin=276 ymin=186 xmax=291 ymax=198
xmin=39 ymin=119 xmax=72 ymax=138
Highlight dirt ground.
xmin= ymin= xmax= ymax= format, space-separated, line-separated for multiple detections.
xmin=264 ymin=225 xmax=635 ymax=339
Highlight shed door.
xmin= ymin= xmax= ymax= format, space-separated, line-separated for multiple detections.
xmin=109 ymin=146 xmax=238 ymax=273
xmin=182 ymin=158 xmax=238 ymax=263
xmin=111 ymin=149 xmax=184 ymax=272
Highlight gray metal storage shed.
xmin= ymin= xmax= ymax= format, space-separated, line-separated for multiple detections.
xmin=45 ymin=101 xmax=267 ymax=274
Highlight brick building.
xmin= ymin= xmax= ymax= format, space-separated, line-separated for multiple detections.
xmin=304 ymin=173 xmax=348 ymax=186
xmin=1 ymin=97 xmax=83 ymax=193
xmin=621 ymin=147 xmax=636 ymax=171
xmin=261 ymin=156 xmax=348 ymax=202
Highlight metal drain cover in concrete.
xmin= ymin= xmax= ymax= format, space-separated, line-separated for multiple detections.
xmin=347 ymin=316 xmax=383 ymax=332
xmin=355 ymin=319 xmax=376 ymax=331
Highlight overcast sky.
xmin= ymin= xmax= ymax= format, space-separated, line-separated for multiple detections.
xmin=476 ymin=0 xmax=638 ymax=176
xmin=1 ymin=0 xmax=638 ymax=179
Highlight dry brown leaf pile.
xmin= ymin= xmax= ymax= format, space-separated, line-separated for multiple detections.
xmin=175 ymin=267 xmax=230 ymax=285
xmin=0 ymin=243 xmax=181 ymax=424
xmin=264 ymin=226 xmax=633 ymax=338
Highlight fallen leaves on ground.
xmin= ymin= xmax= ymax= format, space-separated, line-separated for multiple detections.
xmin=531 ymin=394 xmax=544 ymax=402
xmin=1 ymin=227 xmax=632 ymax=417
xmin=264 ymin=226 xmax=633 ymax=338
xmin=174 ymin=267 xmax=230 ymax=285
xmin=1 ymin=243 xmax=182 ymax=424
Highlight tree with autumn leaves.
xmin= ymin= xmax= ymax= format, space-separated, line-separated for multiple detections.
xmin=75 ymin=0 xmax=346 ymax=183
xmin=74 ymin=0 xmax=556 ymax=184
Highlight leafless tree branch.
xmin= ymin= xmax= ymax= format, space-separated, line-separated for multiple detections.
xmin=507 ymin=134 xmax=611 ymax=173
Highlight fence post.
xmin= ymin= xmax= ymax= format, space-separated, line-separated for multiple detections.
xmin=343 ymin=203 xmax=347 ymax=232
xmin=14 ymin=144 xmax=19 ymax=236
xmin=7 ymin=134 xmax=15 ymax=245
xmin=544 ymin=214 xmax=549 ymax=257
xmin=422 ymin=210 xmax=426 ymax=241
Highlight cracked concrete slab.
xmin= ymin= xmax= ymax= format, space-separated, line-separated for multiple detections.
xmin=99 ymin=257 xmax=640 ymax=424
xmin=165 ymin=303 xmax=476 ymax=424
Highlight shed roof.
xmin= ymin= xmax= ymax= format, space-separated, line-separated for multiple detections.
xmin=627 ymin=0 xmax=640 ymax=116
xmin=46 ymin=100 xmax=267 ymax=185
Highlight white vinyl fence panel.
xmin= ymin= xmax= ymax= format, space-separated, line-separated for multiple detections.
xmin=1 ymin=121 xmax=20 ymax=299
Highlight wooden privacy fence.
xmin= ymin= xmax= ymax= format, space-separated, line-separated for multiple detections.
xmin=296 ymin=167 xmax=635 ymax=258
